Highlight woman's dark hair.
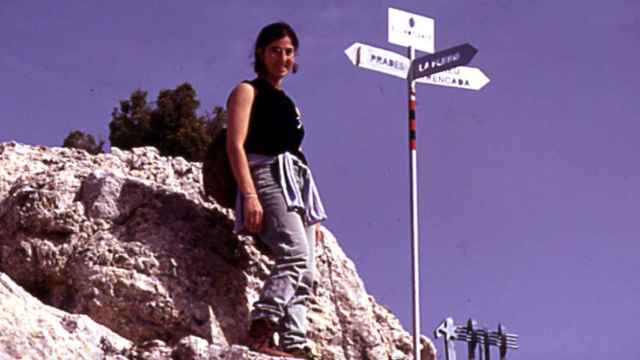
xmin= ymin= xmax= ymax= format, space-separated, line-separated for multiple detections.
xmin=253 ymin=22 xmax=299 ymax=75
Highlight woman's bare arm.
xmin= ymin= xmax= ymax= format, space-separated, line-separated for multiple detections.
xmin=226 ymin=83 xmax=255 ymax=195
xmin=226 ymin=82 xmax=263 ymax=233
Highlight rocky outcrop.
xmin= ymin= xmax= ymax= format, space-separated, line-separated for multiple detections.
xmin=0 ymin=271 xmax=130 ymax=359
xmin=0 ymin=142 xmax=436 ymax=360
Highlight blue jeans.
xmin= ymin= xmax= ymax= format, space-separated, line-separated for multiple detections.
xmin=250 ymin=161 xmax=316 ymax=350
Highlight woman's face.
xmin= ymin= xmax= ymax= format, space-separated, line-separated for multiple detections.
xmin=260 ymin=36 xmax=296 ymax=80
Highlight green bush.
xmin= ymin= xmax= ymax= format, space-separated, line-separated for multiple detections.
xmin=109 ymin=83 xmax=226 ymax=162
xmin=62 ymin=130 xmax=105 ymax=154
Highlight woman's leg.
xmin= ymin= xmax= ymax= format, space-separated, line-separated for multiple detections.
xmin=279 ymin=223 xmax=316 ymax=351
xmin=251 ymin=164 xmax=312 ymax=326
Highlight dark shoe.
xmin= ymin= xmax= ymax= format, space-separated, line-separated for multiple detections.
xmin=243 ymin=318 xmax=275 ymax=349
xmin=244 ymin=319 xmax=300 ymax=358
xmin=284 ymin=345 xmax=318 ymax=359
xmin=253 ymin=343 xmax=302 ymax=358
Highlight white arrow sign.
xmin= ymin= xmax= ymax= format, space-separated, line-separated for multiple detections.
xmin=415 ymin=66 xmax=490 ymax=91
xmin=345 ymin=42 xmax=490 ymax=91
xmin=344 ymin=42 xmax=410 ymax=80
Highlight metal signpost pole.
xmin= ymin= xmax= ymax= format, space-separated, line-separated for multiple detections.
xmin=345 ymin=9 xmax=490 ymax=359
xmin=435 ymin=318 xmax=458 ymax=360
xmin=407 ymin=44 xmax=421 ymax=360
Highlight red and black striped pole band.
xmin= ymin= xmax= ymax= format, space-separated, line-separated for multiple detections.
xmin=409 ymin=97 xmax=417 ymax=150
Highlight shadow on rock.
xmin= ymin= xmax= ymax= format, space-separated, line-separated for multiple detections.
xmin=70 ymin=176 xmax=254 ymax=346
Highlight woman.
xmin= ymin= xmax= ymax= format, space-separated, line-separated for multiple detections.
xmin=226 ymin=22 xmax=326 ymax=359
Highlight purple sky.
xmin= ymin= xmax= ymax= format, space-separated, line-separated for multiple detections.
xmin=2 ymin=1 xmax=639 ymax=358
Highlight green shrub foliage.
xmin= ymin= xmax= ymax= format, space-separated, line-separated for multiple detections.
xmin=62 ymin=130 xmax=105 ymax=155
xmin=109 ymin=83 xmax=226 ymax=162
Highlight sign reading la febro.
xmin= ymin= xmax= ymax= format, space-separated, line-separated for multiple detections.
xmin=409 ymin=43 xmax=478 ymax=80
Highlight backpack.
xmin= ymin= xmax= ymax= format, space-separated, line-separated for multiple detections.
xmin=202 ymin=128 xmax=237 ymax=208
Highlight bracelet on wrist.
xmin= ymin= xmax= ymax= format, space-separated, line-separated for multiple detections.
xmin=243 ymin=193 xmax=258 ymax=198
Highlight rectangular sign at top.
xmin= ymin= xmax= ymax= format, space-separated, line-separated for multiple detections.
xmin=388 ymin=7 xmax=435 ymax=53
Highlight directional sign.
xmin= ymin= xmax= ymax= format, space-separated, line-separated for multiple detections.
xmin=388 ymin=7 xmax=435 ymax=53
xmin=344 ymin=42 xmax=410 ymax=79
xmin=409 ymin=43 xmax=477 ymax=80
xmin=415 ymin=66 xmax=490 ymax=91
xmin=345 ymin=43 xmax=490 ymax=91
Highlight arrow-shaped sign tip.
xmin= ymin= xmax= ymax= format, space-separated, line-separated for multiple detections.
xmin=477 ymin=68 xmax=490 ymax=89
xmin=344 ymin=43 xmax=361 ymax=66
xmin=469 ymin=43 xmax=479 ymax=58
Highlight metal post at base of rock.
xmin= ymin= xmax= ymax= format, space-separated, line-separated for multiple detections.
xmin=434 ymin=317 xmax=458 ymax=360
xmin=464 ymin=318 xmax=479 ymax=360
xmin=492 ymin=323 xmax=519 ymax=360
xmin=498 ymin=324 xmax=507 ymax=360
xmin=449 ymin=318 xmax=520 ymax=360
xmin=482 ymin=328 xmax=491 ymax=360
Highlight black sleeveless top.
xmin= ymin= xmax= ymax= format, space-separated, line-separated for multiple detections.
xmin=243 ymin=78 xmax=307 ymax=164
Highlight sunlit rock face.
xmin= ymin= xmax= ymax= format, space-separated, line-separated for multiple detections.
xmin=0 ymin=142 xmax=436 ymax=360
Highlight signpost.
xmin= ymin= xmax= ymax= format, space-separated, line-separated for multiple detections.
xmin=345 ymin=8 xmax=491 ymax=360
xmin=388 ymin=7 xmax=435 ymax=53
xmin=344 ymin=42 xmax=490 ymax=90
xmin=415 ymin=66 xmax=490 ymax=91
xmin=344 ymin=42 xmax=410 ymax=79
xmin=409 ymin=43 xmax=478 ymax=80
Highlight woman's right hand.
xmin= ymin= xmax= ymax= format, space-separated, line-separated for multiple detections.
xmin=243 ymin=195 xmax=263 ymax=234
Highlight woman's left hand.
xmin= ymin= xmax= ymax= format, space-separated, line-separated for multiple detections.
xmin=315 ymin=223 xmax=324 ymax=244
